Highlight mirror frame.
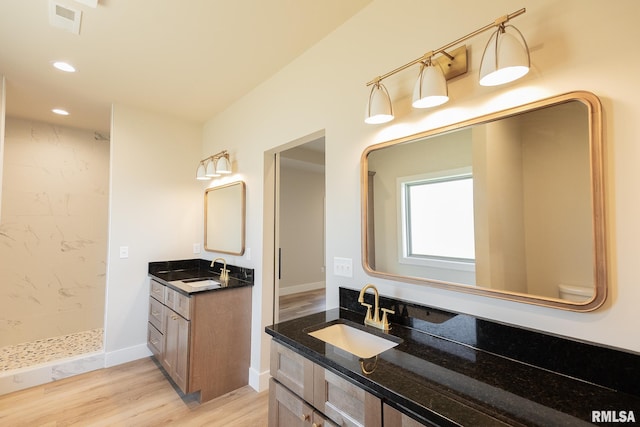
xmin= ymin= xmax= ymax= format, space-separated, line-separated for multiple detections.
xmin=204 ymin=181 xmax=246 ymax=255
xmin=361 ymin=91 xmax=606 ymax=311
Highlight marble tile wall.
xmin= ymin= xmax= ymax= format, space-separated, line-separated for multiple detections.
xmin=0 ymin=117 xmax=109 ymax=347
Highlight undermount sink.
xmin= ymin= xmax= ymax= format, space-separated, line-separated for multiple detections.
xmin=182 ymin=278 xmax=220 ymax=288
xmin=308 ymin=323 xmax=400 ymax=359
xmin=169 ymin=278 xmax=221 ymax=291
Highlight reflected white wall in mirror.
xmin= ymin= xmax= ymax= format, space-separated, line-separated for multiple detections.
xmin=362 ymin=92 xmax=606 ymax=311
xmin=205 ymin=181 xmax=246 ymax=255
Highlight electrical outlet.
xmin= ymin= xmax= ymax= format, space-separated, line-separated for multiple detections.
xmin=333 ymin=257 xmax=353 ymax=278
xmin=193 ymin=243 xmax=201 ymax=254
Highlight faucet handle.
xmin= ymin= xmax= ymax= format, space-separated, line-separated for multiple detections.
xmin=381 ymin=308 xmax=395 ymax=331
xmin=361 ymin=302 xmax=373 ymax=321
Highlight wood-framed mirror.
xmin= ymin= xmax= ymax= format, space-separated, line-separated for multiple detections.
xmin=361 ymin=91 xmax=606 ymax=311
xmin=204 ymin=181 xmax=246 ymax=255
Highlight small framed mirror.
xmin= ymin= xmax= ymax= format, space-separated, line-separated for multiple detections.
xmin=362 ymin=91 xmax=606 ymax=311
xmin=204 ymin=181 xmax=246 ymax=255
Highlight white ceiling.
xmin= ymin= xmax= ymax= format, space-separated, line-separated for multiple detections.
xmin=0 ymin=0 xmax=371 ymax=133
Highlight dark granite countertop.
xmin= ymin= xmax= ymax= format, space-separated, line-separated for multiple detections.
xmin=266 ymin=291 xmax=640 ymax=426
xmin=148 ymin=258 xmax=254 ymax=295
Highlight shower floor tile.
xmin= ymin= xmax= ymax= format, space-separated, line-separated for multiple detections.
xmin=0 ymin=329 xmax=103 ymax=372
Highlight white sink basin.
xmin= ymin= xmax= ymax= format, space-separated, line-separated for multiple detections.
xmin=184 ymin=279 xmax=220 ymax=288
xmin=308 ymin=323 xmax=399 ymax=359
xmin=169 ymin=278 xmax=221 ymax=292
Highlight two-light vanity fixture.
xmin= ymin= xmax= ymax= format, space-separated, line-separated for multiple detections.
xmin=365 ymin=8 xmax=530 ymax=124
xmin=196 ymin=150 xmax=232 ymax=180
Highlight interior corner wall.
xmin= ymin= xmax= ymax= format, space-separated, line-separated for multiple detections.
xmin=202 ymin=0 xmax=640 ymax=391
xmin=0 ymin=75 xmax=5 ymax=219
xmin=104 ymin=104 xmax=202 ymax=366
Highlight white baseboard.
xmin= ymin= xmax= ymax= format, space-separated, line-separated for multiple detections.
xmin=104 ymin=343 xmax=152 ymax=368
xmin=279 ymin=281 xmax=325 ymax=296
xmin=248 ymin=366 xmax=270 ymax=392
xmin=0 ymin=351 xmax=105 ymax=396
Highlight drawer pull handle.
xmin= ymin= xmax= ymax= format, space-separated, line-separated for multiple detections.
xmin=301 ymin=414 xmax=310 ymax=421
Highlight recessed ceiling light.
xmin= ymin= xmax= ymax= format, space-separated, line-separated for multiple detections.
xmin=52 ymin=61 xmax=76 ymax=72
xmin=52 ymin=108 xmax=70 ymax=116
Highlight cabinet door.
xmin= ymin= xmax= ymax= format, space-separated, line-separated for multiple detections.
xmin=173 ymin=312 xmax=190 ymax=391
xmin=269 ymin=378 xmax=314 ymax=427
xmin=164 ymin=308 xmax=190 ymax=393
xmin=314 ymin=366 xmax=382 ymax=427
xmin=271 ymin=341 xmax=314 ymax=404
xmin=313 ymin=411 xmax=339 ymax=427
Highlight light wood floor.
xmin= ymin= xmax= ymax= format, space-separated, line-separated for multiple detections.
xmin=278 ymin=288 xmax=326 ymax=323
xmin=0 ymin=357 xmax=268 ymax=426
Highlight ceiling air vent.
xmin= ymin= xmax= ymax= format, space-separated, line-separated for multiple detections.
xmin=49 ymin=0 xmax=83 ymax=35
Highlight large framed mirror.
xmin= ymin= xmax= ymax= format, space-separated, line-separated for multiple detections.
xmin=361 ymin=91 xmax=606 ymax=311
xmin=204 ymin=181 xmax=246 ymax=255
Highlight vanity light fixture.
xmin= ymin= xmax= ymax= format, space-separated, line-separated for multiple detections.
xmin=478 ymin=22 xmax=530 ymax=86
xmin=196 ymin=150 xmax=232 ymax=180
xmin=364 ymin=8 xmax=528 ymax=124
xmin=412 ymin=56 xmax=449 ymax=108
xmin=365 ymin=80 xmax=394 ymax=124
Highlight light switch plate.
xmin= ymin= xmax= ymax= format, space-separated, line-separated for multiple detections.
xmin=334 ymin=257 xmax=353 ymax=277
xmin=119 ymin=246 xmax=129 ymax=259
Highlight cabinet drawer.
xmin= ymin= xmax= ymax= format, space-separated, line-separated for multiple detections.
xmin=173 ymin=291 xmax=191 ymax=320
xmin=150 ymin=280 xmax=166 ymax=303
xmin=147 ymin=322 xmax=163 ymax=357
xmin=166 ymin=287 xmax=191 ymax=320
xmin=269 ymin=378 xmax=314 ymax=427
xmin=271 ymin=341 xmax=314 ymax=404
xmin=149 ymin=297 xmax=165 ymax=332
xmin=314 ymin=366 xmax=382 ymax=427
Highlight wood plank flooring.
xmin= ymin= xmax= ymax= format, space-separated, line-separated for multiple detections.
xmin=278 ymin=288 xmax=326 ymax=323
xmin=0 ymin=357 xmax=268 ymax=426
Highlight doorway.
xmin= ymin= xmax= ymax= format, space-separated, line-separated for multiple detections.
xmin=274 ymin=135 xmax=326 ymax=323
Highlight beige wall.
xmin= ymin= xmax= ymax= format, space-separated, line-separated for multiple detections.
xmin=279 ymin=162 xmax=325 ymax=293
xmin=104 ymin=104 xmax=203 ymax=365
xmin=201 ymin=0 xmax=640 ymax=391
xmin=0 ymin=117 xmax=109 ymax=346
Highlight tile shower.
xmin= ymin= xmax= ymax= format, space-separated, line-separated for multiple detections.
xmin=0 ymin=118 xmax=109 ymax=379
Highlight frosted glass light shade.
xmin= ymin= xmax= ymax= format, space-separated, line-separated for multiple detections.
xmin=365 ymin=82 xmax=394 ymax=124
xmin=196 ymin=162 xmax=208 ymax=180
xmin=412 ymin=63 xmax=449 ymax=108
xmin=216 ymin=156 xmax=232 ymax=174
xmin=479 ymin=26 xmax=530 ymax=87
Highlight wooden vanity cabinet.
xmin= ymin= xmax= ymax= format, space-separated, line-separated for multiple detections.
xmin=270 ymin=340 xmax=382 ymax=427
xmin=147 ymin=279 xmax=251 ymax=403
xmin=383 ymin=404 xmax=430 ymax=427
